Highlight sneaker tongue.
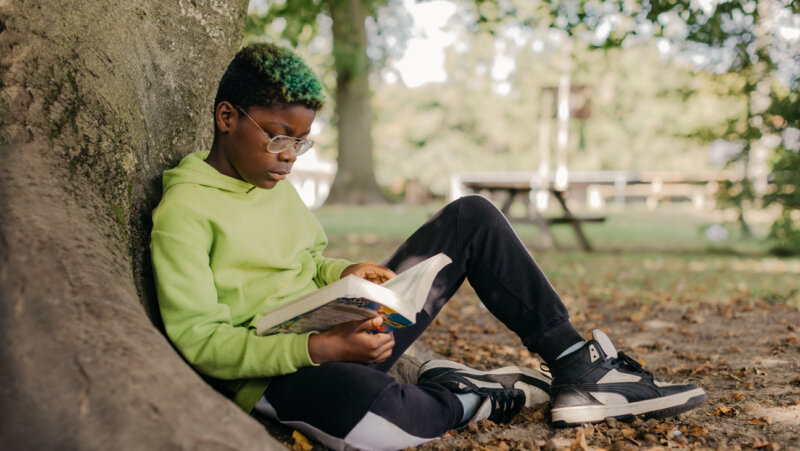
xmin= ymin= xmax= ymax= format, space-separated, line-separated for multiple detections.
xmin=592 ymin=329 xmax=617 ymax=359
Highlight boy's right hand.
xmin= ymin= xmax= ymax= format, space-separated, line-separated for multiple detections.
xmin=307 ymin=316 xmax=395 ymax=365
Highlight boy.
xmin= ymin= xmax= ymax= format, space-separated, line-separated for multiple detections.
xmin=151 ymin=43 xmax=706 ymax=450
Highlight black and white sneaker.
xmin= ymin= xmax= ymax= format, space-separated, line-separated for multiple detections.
xmin=418 ymin=360 xmax=551 ymax=424
xmin=548 ymin=330 xmax=707 ymax=427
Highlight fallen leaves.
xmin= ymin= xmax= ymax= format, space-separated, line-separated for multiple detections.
xmin=747 ymin=417 xmax=772 ymax=426
xmin=413 ymin=280 xmax=800 ymax=451
xmin=510 ymin=405 xmax=546 ymax=425
xmin=685 ymin=424 xmax=710 ymax=436
xmin=567 ymin=429 xmax=604 ymax=451
xmin=736 ymin=366 xmax=770 ymax=378
xmin=752 ymin=439 xmax=776 ymax=449
xmin=690 ymin=360 xmax=714 ymax=376
xmin=289 ymin=430 xmax=313 ymax=451
xmin=711 ymin=406 xmax=738 ymax=418
xmin=478 ymin=437 xmax=518 ymax=451
xmin=674 ymin=350 xmax=710 ymax=362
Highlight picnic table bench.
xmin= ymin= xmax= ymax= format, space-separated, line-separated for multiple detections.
xmin=456 ymin=178 xmax=606 ymax=252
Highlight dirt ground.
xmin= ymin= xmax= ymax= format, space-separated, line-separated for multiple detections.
xmin=411 ymin=288 xmax=800 ymax=450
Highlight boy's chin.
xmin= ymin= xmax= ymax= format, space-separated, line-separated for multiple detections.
xmin=253 ymin=179 xmax=280 ymax=190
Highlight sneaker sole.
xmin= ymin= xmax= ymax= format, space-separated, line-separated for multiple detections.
xmin=418 ymin=360 xmax=551 ymax=407
xmin=551 ymin=388 xmax=707 ymax=427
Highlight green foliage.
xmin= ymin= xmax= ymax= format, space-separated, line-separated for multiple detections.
xmin=371 ymin=41 xmax=738 ymax=194
xmin=640 ymin=1 xmax=798 ymax=243
xmin=768 ymin=211 xmax=800 ymax=256
xmin=763 ymin=89 xmax=800 ymax=254
xmin=245 ymin=0 xmax=325 ymax=47
xmin=462 ymin=0 xmax=632 ymax=39
xmin=244 ymin=0 xmax=799 ymax=223
xmin=468 ymin=0 xmax=799 ymax=250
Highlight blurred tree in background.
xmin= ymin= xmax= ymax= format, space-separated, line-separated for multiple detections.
xmin=372 ymin=34 xmax=741 ymax=195
xmin=246 ymin=0 xmax=404 ymax=203
xmin=764 ymin=89 xmax=800 ymax=254
xmin=462 ymin=0 xmax=799 ymax=250
xmin=248 ymin=0 xmax=799 ymax=252
xmin=640 ymin=0 xmax=799 ymax=249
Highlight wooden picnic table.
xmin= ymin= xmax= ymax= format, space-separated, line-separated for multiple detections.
xmin=461 ymin=181 xmax=606 ymax=252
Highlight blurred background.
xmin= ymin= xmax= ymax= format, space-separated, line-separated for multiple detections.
xmin=244 ymin=0 xmax=800 ymax=305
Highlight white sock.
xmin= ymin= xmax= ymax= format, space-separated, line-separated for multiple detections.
xmin=556 ymin=340 xmax=586 ymax=360
xmin=455 ymin=392 xmax=483 ymax=424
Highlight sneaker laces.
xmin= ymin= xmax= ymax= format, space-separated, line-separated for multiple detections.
xmin=613 ymin=352 xmax=649 ymax=376
xmin=487 ymin=389 xmax=524 ymax=424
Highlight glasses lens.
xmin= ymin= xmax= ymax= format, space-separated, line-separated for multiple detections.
xmin=268 ymin=136 xmax=295 ymax=154
xmin=268 ymin=136 xmax=313 ymax=155
xmin=296 ymin=139 xmax=313 ymax=156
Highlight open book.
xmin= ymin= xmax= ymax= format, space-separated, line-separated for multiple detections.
xmin=256 ymin=253 xmax=452 ymax=335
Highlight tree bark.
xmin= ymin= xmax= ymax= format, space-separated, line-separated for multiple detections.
xmin=0 ymin=1 xmax=282 ymax=448
xmin=327 ymin=0 xmax=387 ymax=204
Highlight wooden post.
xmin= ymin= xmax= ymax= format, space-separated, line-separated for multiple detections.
xmin=555 ymin=37 xmax=572 ymax=192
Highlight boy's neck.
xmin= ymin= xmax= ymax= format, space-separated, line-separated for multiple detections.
xmin=205 ymin=144 xmax=231 ymax=178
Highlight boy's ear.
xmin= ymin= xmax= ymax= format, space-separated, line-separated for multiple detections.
xmin=215 ymin=101 xmax=237 ymax=133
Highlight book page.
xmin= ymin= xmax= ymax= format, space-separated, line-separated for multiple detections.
xmin=262 ymin=297 xmax=414 ymax=335
xmin=382 ymin=253 xmax=452 ymax=313
xmin=257 ymin=276 xmax=405 ymax=335
xmin=257 ymin=253 xmax=451 ymax=335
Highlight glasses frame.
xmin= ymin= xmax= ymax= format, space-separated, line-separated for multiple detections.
xmin=235 ymin=106 xmax=313 ymax=156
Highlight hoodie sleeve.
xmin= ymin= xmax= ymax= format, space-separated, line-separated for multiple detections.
xmin=308 ymin=218 xmax=352 ymax=287
xmin=151 ymin=207 xmax=317 ymax=380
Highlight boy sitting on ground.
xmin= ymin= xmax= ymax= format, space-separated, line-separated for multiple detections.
xmin=151 ymin=42 xmax=706 ymax=450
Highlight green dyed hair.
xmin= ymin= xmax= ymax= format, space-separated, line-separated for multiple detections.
xmin=214 ymin=42 xmax=324 ymax=116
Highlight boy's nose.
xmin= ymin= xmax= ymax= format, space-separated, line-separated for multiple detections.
xmin=278 ymin=146 xmax=298 ymax=162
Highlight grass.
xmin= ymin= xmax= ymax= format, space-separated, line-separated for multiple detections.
xmin=539 ymin=251 xmax=800 ymax=308
xmin=313 ymin=203 xmax=446 ymax=239
xmin=314 ymin=201 xmax=770 ymax=254
xmin=507 ymin=203 xmax=770 ymax=254
xmin=313 ymin=200 xmax=800 ymax=307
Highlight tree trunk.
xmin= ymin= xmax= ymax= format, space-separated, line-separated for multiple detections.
xmin=327 ymin=0 xmax=387 ymax=204
xmin=0 ymin=1 xmax=282 ymax=448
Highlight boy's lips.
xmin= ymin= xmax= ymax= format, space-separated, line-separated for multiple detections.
xmin=268 ymin=170 xmax=289 ymax=180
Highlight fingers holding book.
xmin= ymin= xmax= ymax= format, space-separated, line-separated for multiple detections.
xmin=307 ymin=316 xmax=396 ymax=365
xmin=340 ymin=262 xmax=397 ymax=284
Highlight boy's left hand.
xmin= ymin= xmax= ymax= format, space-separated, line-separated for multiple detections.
xmin=307 ymin=316 xmax=395 ymax=365
xmin=341 ymin=262 xmax=396 ymax=284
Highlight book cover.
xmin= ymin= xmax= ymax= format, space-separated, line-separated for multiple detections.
xmin=263 ymin=296 xmax=414 ymax=335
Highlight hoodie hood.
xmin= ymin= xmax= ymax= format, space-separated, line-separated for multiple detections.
xmin=162 ymin=151 xmax=256 ymax=194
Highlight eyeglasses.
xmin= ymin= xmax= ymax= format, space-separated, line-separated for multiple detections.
xmin=236 ymin=106 xmax=314 ymax=156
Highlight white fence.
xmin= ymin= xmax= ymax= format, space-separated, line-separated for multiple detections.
xmin=287 ymin=149 xmax=337 ymax=209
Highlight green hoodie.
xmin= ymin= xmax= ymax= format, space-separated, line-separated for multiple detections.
xmin=151 ymin=151 xmax=352 ymax=412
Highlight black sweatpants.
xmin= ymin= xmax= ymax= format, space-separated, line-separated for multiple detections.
xmin=254 ymin=195 xmax=583 ymax=450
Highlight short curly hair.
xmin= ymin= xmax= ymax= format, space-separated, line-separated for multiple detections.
xmin=213 ymin=42 xmax=324 ymax=118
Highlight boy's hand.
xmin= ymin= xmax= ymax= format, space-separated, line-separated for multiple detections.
xmin=341 ymin=262 xmax=396 ymax=284
xmin=307 ymin=316 xmax=395 ymax=365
